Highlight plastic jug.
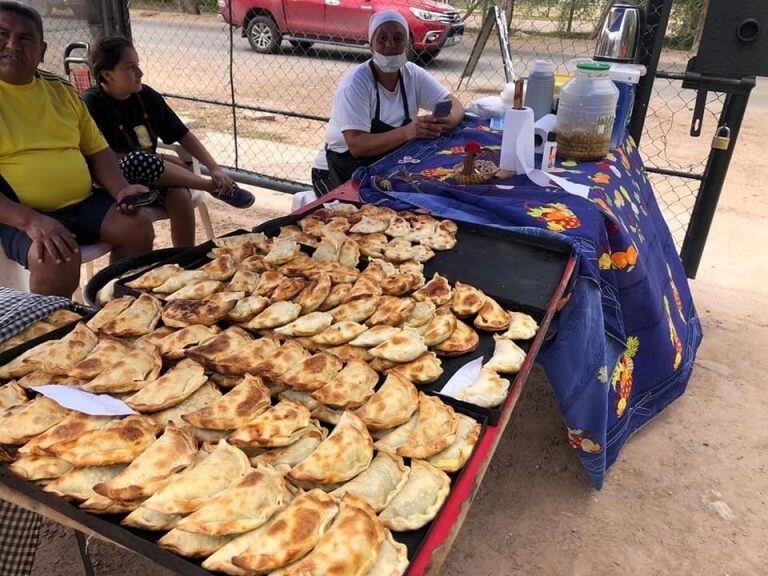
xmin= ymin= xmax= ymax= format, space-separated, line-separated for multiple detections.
xmin=556 ymin=61 xmax=619 ymax=161
xmin=524 ymin=60 xmax=555 ymax=121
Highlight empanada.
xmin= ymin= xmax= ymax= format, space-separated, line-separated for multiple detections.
xmin=134 ymin=326 xmax=176 ymax=350
xmin=51 ymin=415 xmax=159 ymax=467
xmin=279 ymin=390 xmax=343 ymax=426
xmin=294 ymin=273 xmax=332 ymax=314
xmin=69 ymin=337 xmax=132 ymax=379
xmin=0 ymin=341 xmax=54 ymax=379
xmin=390 ymin=352 xmax=443 ymax=384
xmin=226 ymin=296 xmax=270 ymax=323
xmin=271 ymin=277 xmax=308 ymax=302
xmin=403 ymin=301 xmax=436 ymax=328
xmin=380 ymin=272 xmax=422 ymax=296
xmin=404 ymin=217 xmax=438 ymax=242
xmin=252 ymin=270 xmax=285 ymax=298
xmin=354 ymin=371 xmax=418 ymax=431
xmin=250 ymin=420 xmax=327 ymax=470
xmin=330 ymin=452 xmax=409 ymax=512
xmin=81 ymin=346 xmax=162 ymax=394
xmin=344 ymin=275 xmax=383 ymax=303
xmin=318 ymin=283 xmax=353 ymax=312
xmin=359 ymin=204 xmax=396 ymax=222
xmin=311 ymin=360 xmax=379 ymax=410
xmin=229 ymin=399 xmax=310 ymax=449
xmin=157 ymin=325 xmax=219 ymax=360
xmin=484 ymin=335 xmax=526 ymax=373
xmin=208 ymin=337 xmax=281 ymax=376
xmin=349 ymin=325 xmax=401 ymax=348
xmin=150 ymin=381 xmax=223 ymax=430
xmin=366 ymin=297 xmax=415 ymax=327
xmin=81 ymin=494 xmax=140 ymax=515
xmin=93 ymin=423 xmax=197 ymax=501
xmin=427 ymin=413 xmax=481 ymax=472
xmin=382 ymin=238 xmax=417 ymax=262
xmin=182 ymin=375 xmax=270 ymax=430
xmin=43 ymin=464 xmax=126 ymax=501
xmin=125 ymin=264 xmax=183 ymax=290
xmin=124 ymin=359 xmax=209 ymax=412
xmin=367 ymin=530 xmax=409 ymax=576
xmin=175 ymin=465 xmax=290 ymax=536
xmin=369 ymin=328 xmax=427 ymax=363
xmin=86 ymin=296 xmax=135 ymax=332
xmin=337 ymin=240 xmax=359 ymax=270
xmin=413 ymin=273 xmax=453 ymax=306
xmin=455 ymin=367 xmax=510 ymax=408
xmin=123 ymin=505 xmax=184 ymax=531
xmin=421 ymin=312 xmax=457 ymax=346
xmin=271 ymin=494 xmax=385 ymax=576
xmin=330 ymin=296 xmax=379 ymax=322
xmin=15 ymin=371 xmax=84 ymax=389
xmin=245 ymin=301 xmax=301 ymax=330
xmin=501 ymin=311 xmax=539 ymax=340
xmin=158 ymin=529 xmax=233 ymax=558
xmin=251 ymin=341 xmax=310 ymax=383
xmin=213 ymin=232 xmax=268 ymax=250
xmin=349 ymin=215 xmax=388 ymax=234
xmin=474 ymin=295 xmax=511 ymax=332
xmin=431 ymin=319 xmax=479 ymax=357
xmin=153 ymin=270 xmax=209 ymax=294
xmin=385 ymin=215 xmax=411 ymax=238
xmin=410 ymin=245 xmax=435 ymax=262
xmin=288 ymin=411 xmax=373 ymax=485
xmin=18 ymin=413 xmax=113 ymax=456
xmin=397 ymin=393 xmax=458 ymax=459
xmin=420 ymin=228 xmax=456 ymax=251
xmin=10 ymin=455 xmax=73 ymax=481
xmin=143 ymin=440 xmax=250 ymax=515
xmin=224 ymin=270 xmax=260 ymax=294
xmin=162 ymin=291 xmax=244 ymax=328
xmin=0 ymin=381 xmax=27 ymax=411
xmin=0 ymin=322 xmax=56 ymax=354
xmin=283 ymin=353 xmax=343 ymax=392
xmin=200 ymin=255 xmax=237 ymax=281
xmin=353 ymin=232 xmax=388 ymax=259
xmin=379 ymin=459 xmax=450 ymax=531
xmin=226 ymin=490 xmax=338 ymax=574
xmin=100 ymin=294 xmax=162 ymax=337
xmin=185 ymin=326 xmax=253 ymax=368
xmin=325 ymin=343 xmax=373 ymax=364
xmin=275 ymin=312 xmax=333 ymax=337
xmin=165 ymin=280 xmax=223 ymax=302
xmin=451 ymin=282 xmax=485 ymax=317
xmin=373 ymin=412 xmax=418 ymax=454
xmin=310 ymin=321 xmax=367 ymax=346
xmin=37 ymin=322 xmax=97 ymax=375
xmin=0 ymin=397 xmax=69 ymax=445
xmin=264 ymin=238 xmax=300 ymax=266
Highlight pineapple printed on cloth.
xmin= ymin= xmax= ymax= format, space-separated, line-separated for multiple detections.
xmin=357 ymin=117 xmax=702 ymax=488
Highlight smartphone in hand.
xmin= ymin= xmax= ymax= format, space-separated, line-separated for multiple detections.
xmin=432 ymin=98 xmax=453 ymax=118
xmin=119 ymin=189 xmax=160 ymax=208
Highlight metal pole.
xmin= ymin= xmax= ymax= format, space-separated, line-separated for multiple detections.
xmin=628 ymin=0 xmax=674 ymax=144
xmin=680 ymin=86 xmax=753 ymax=278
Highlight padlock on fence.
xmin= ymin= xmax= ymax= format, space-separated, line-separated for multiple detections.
xmin=711 ymin=125 xmax=731 ymax=151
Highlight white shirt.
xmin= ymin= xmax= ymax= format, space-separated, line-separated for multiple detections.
xmin=325 ymin=60 xmax=450 ymax=153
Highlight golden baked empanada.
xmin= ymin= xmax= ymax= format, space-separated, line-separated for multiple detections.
xmin=275 ymin=312 xmax=333 ymax=337
xmin=379 ymin=459 xmax=450 ymax=531
xmin=153 ymin=270 xmax=209 ymax=294
xmin=227 ymin=490 xmax=338 ymax=574
xmin=143 ymin=440 xmax=250 ymax=515
xmin=18 ymin=413 xmax=113 ymax=456
xmin=229 ymin=399 xmax=310 ymax=448
xmin=403 ymin=301 xmax=436 ymax=328
xmin=318 ymin=282 xmax=353 ymax=312
xmin=225 ymin=296 xmax=270 ymax=323
xmin=51 ymin=415 xmax=159 ymax=467
xmin=10 ymin=455 xmax=72 ymax=481
xmin=420 ymin=228 xmax=456 ymax=251
xmin=86 ymin=295 xmax=134 ymax=331
xmin=349 ymin=325 xmax=401 ymax=348
xmin=349 ymin=215 xmax=389 ymax=234
xmin=224 ymin=269 xmax=260 ymax=294
xmin=251 ymin=340 xmax=310 ymax=383
xmin=122 ymin=505 xmax=183 ymax=531
xmin=404 ymin=217 xmax=437 ymax=242
xmin=413 ymin=273 xmax=453 ymax=306
xmin=432 ymin=319 xmax=479 ymax=357
xmin=421 ymin=312 xmax=457 ymax=346
xmin=213 ymin=232 xmax=268 ymax=250
xmin=311 ymin=360 xmax=379 ymax=410
xmin=455 ymin=367 xmax=510 ymax=408
xmin=93 ymin=423 xmax=197 ymax=501
xmin=310 ymin=321 xmax=367 ymax=346
xmin=283 ymin=353 xmax=343 ymax=392
xmin=0 ymin=322 xmax=55 ymax=354
xmin=69 ymin=337 xmax=132 ymax=380
xmin=14 ymin=371 xmax=84 ymax=389
xmin=427 ymin=413 xmax=481 ymax=472
xmin=484 ymin=335 xmax=526 ymax=373
xmin=125 ymin=264 xmax=183 ymax=290
xmin=359 ymin=204 xmax=396 ymax=222
xmin=353 ymin=232 xmax=388 ymax=259
xmin=382 ymin=238 xmax=417 ymax=262
xmin=81 ymin=345 xmax=162 ymax=394
xmin=134 ymin=326 xmax=176 ymax=350
xmin=183 ymin=374 xmax=270 ymax=430
xmin=157 ymin=325 xmax=219 ymax=360
xmin=250 ymin=420 xmax=327 ymax=470
xmin=165 ymin=280 xmax=223 ymax=302
xmin=175 ymin=465 xmax=290 ymax=536
xmin=185 ymin=326 xmax=252 ymax=366
xmin=397 ymin=393 xmax=457 ymax=459
xmin=354 ymin=371 xmax=418 ymax=431
xmin=124 ymin=359 xmax=209 ymax=412
xmin=373 ymin=412 xmax=418 ymax=454
xmin=344 ymin=275 xmax=383 ymax=303
xmin=271 ymin=494 xmax=385 ymax=576
xmin=369 ymin=328 xmax=427 ymax=363
xmin=474 ymin=295 xmax=511 ymax=332
xmin=245 ymin=301 xmax=301 ymax=330
xmin=325 ymin=343 xmax=373 ymax=363
xmin=208 ymin=337 xmax=280 ymax=376
xmin=271 ymin=277 xmax=308 ymax=302
xmin=451 ymin=282 xmax=485 ymax=317
xmin=100 ymin=294 xmax=162 ymax=337
xmin=329 ymin=296 xmax=380 ymax=324
xmin=390 ymin=352 xmax=443 ymax=384
xmin=44 ymin=464 xmax=125 ymax=501
xmin=162 ymin=291 xmax=244 ymax=328
xmin=279 ymin=390 xmax=343 ymax=426
xmin=338 ymin=239 xmax=360 ymax=269
xmin=81 ymin=494 xmax=140 ymax=515
xmin=0 ymin=381 xmax=27 ymax=411
xmin=159 ymin=529 xmax=233 ymax=558
xmin=330 ymin=452 xmax=409 ymax=512
xmin=0 ymin=396 xmax=69 ymax=445
xmin=294 ymin=273 xmax=332 ymax=314
xmin=385 ymin=215 xmax=411 ymax=238
xmin=200 ymin=255 xmax=237 ymax=281
xmin=264 ymin=238 xmax=300 ymax=266
xmin=366 ymin=297 xmax=415 ymax=327
xmin=367 ymin=529 xmax=409 ymax=576
xmin=38 ymin=322 xmax=97 ymax=375
xmin=501 ymin=311 xmax=539 ymax=340
xmin=288 ymin=411 xmax=373 ymax=485
xmin=150 ymin=381 xmax=222 ymax=430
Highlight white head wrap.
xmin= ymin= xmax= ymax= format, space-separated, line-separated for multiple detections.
xmin=368 ymin=10 xmax=409 ymax=45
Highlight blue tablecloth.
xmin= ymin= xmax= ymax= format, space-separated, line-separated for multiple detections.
xmin=357 ymin=118 xmax=702 ymax=489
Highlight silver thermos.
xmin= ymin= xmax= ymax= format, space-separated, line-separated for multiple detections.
xmin=594 ymin=2 xmax=641 ymax=63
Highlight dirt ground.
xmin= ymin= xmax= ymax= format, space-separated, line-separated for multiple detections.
xmin=28 ymin=112 xmax=768 ymax=576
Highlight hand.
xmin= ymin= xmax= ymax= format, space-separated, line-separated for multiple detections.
xmin=211 ymin=168 xmax=236 ymax=194
xmin=24 ymin=213 xmax=79 ymax=265
xmin=430 ymin=115 xmax=454 ymax=135
xmin=407 ymin=115 xmax=445 ymax=141
xmin=116 ymin=184 xmax=149 ymax=214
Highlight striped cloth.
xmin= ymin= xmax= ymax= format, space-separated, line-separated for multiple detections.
xmin=0 ymin=287 xmax=70 ymax=345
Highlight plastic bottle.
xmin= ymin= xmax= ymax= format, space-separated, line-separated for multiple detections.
xmin=609 ymin=63 xmax=644 ymax=148
xmin=556 ymin=61 xmax=619 ymax=161
xmin=524 ymin=60 xmax=555 ymax=121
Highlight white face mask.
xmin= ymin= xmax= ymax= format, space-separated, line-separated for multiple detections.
xmin=372 ymin=51 xmax=407 ymax=73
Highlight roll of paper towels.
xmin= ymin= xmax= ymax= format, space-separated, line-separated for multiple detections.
xmin=533 ymin=113 xmax=557 ymax=153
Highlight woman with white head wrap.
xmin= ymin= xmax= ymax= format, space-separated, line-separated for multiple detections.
xmin=320 ymin=10 xmax=464 ymax=191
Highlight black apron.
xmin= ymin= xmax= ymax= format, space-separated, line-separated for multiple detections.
xmin=325 ymin=61 xmax=412 ymax=190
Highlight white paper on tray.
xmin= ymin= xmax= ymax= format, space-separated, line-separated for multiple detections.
xmin=439 ymin=356 xmax=484 ymax=399
xmin=32 ymin=385 xmax=136 ymax=416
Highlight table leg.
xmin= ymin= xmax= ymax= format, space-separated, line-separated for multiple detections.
xmin=75 ymin=530 xmax=96 ymax=576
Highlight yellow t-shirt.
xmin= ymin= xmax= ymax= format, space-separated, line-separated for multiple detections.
xmin=0 ymin=70 xmax=109 ymax=212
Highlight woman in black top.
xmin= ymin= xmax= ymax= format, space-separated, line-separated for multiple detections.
xmin=82 ymin=36 xmax=254 ymax=247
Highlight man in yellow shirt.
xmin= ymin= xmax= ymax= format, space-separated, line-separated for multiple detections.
xmin=0 ymin=1 xmax=154 ymax=296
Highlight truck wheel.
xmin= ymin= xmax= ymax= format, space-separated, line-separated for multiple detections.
xmin=246 ymin=16 xmax=281 ymax=54
xmin=289 ymin=40 xmax=314 ymax=52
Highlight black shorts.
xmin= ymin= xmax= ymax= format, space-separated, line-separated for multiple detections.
xmin=0 ymin=190 xmax=114 ymax=268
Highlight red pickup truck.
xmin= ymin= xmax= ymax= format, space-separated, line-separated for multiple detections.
xmin=217 ymin=0 xmax=464 ymax=64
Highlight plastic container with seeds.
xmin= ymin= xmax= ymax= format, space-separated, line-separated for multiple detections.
xmin=556 ymin=61 xmax=619 ymax=161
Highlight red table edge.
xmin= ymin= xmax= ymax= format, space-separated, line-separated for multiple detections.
xmin=292 ymin=186 xmax=577 ymax=575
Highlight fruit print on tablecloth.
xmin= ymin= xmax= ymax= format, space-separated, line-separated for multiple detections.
xmin=612 ymin=336 xmax=639 ymax=417
xmin=525 ymin=202 xmax=582 ymax=232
